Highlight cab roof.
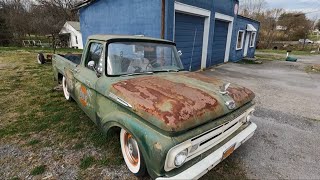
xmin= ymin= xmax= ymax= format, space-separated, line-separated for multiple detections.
xmin=88 ymin=34 xmax=175 ymax=44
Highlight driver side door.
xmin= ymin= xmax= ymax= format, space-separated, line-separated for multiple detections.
xmin=74 ymin=41 xmax=104 ymax=121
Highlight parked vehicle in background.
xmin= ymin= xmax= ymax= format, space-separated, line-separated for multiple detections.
xmin=51 ymin=35 xmax=257 ymax=179
xmin=299 ymin=39 xmax=314 ymax=44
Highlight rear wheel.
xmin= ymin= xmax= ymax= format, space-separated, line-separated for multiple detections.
xmin=62 ymin=76 xmax=71 ymax=101
xmin=120 ymin=128 xmax=146 ymax=177
xmin=37 ymin=53 xmax=46 ymax=64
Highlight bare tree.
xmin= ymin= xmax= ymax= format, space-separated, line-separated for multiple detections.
xmin=240 ymin=0 xmax=267 ymax=19
xmin=0 ymin=0 xmax=79 ymax=46
xmin=278 ymin=12 xmax=313 ymax=41
xmin=0 ymin=0 xmax=31 ymax=44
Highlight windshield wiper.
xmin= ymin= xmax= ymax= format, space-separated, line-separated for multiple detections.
xmin=120 ymin=71 xmax=154 ymax=77
xmin=154 ymin=69 xmax=180 ymax=73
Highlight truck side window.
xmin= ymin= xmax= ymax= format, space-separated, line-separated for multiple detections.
xmin=85 ymin=42 xmax=103 ymax=70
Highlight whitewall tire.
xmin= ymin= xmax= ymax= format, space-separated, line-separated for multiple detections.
xmin=120 ymin=128 xmax=146 ymax=176
xmin=62 ymin=76 xmax=71 ymax=101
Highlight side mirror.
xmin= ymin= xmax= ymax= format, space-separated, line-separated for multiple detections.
xmin=88 ymin=60 xmax=102 ymax=77
xmin=177 ymin=50 xmax=182 ymax=57
xmin=88 ymin=61 xmax=95 ymax=69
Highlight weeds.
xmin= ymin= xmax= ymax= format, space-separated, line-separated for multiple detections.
xmin=80 ymin=156 xmax=95 ymax=169
xmin=30 ymin=165 xmax=46 ymax=175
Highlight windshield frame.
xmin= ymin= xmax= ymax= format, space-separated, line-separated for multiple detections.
xmin=105 ymin=39 xmax=184 ymax=76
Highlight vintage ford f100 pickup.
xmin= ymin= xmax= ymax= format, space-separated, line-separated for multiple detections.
xmin=52 ymin=35 xmax=257 ymax=179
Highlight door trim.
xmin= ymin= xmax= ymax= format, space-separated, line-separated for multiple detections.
xmin=174 ymin=2 xmax=211 ymax=69
xmin=214 ymin=13 xmax=234 ymax=63
xmin=243 ymin=32 xmax=250 ymax=57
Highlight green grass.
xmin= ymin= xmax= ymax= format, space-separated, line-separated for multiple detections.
xmin=80 ymin=156 xmax=96 ymax=169
xmin=10 ymin=177 xmax=20 ymax=180
xmin=308 ymin=34 xmax=320 ymax=41
xmin=30 ymin=165 xmax=46 ymax=175
xmin=257 ymin=49 xmax=316 ymax=56
xmin=0 ymin=46 xmax=82 ymax=54
xmin=0 ymin=47 xmax=122 ymax=177
xmin=27 ymin=139 xmax=40 ymax=146
xmin=255 ymin=53 xmax=285 ymax=61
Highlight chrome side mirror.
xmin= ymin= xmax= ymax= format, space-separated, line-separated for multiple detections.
xmin=88 ymin=60 xmax=102 ymax=77
xmin=88 ymin=61 xmax=95 ymax=69
xmin=177 ymin=50 xmax=182 ymax=57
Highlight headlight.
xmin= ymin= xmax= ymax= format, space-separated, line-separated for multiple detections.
xmin=174 ymin=149 xmax=188 ymax=166
xmin=164 ymin=142 xmax=191 ymax=171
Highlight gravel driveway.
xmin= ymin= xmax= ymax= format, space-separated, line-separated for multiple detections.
xmin=202 ymin=55 xmax=320 ymax=179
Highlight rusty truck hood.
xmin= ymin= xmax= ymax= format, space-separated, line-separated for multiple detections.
xmin=109 ymin=72 xmax=255 ymax=132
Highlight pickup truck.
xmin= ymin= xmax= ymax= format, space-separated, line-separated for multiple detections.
xmin=52 ymin=35 xmax=257 ymax=179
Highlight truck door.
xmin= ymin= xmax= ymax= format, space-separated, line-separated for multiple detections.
xmin=73 ymin=41 xmax=104 ymax=121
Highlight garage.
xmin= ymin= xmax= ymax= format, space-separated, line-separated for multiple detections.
xmin=211 ymin=20 xmax=229 ymax=65
xmin=174 ymin=13 xmax=205 ymax=71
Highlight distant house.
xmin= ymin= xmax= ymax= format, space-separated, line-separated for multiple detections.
xmin=59 ymin=21 xmax=83 ymax=49
xmin=75 ymin=0 xmax=260 ymax=70
xmin=276 ymin=25 xmax=287 ymax=31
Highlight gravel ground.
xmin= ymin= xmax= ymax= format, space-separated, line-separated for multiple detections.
xmin=202 ymin=55 xmax=320 ymax=179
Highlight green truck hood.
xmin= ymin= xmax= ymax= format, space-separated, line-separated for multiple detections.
xmin=109 ymin=72 xmax=255 ymax=132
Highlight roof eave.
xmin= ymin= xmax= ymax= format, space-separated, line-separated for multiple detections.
xmin=72 ymin=0 xmax=96 ymax=11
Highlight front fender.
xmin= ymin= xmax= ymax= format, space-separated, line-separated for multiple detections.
xmin=100 ymin=111 xmax=176 ymax=178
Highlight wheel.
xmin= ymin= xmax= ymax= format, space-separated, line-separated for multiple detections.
xmin=62 ymin=76 xmax=71 ymax=101
xmin=120 ymin=128 xmax=146 ymax=177
xmin=37 ymin=53 xmax=46 ymax=64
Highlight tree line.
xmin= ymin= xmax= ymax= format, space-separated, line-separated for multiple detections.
xmin=240 ymin=0 xmax=319 ymax=49
xmin=0 ymin=0 xmax=79 ymax=46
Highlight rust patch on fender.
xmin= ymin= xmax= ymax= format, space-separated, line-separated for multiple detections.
xmin=180 ymin=72 xmax=223 ymax=85
xmin=111 ymin=76 xmax=221 ymax=131
xmin=227 ymin=87 xmax=255 ymax=105
xmin=79 ymin=85 xmax=88 ymax=107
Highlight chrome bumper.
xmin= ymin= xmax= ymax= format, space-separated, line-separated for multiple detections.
xmin=156 ymin=122 xmax=257 ymax=180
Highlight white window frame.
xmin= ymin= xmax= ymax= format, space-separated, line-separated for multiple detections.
xmin=214 ymin=12 xmax=234 ymax=63
xmin=249 ymin=32 xmax=256 ymax=47
xmin=174 ymin=2 xmax=211 ymax=69
xmin=236 ymin=30 xmax=245 ymax=50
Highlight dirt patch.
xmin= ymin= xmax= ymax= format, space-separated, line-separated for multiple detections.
xmin=305 ymin=64 xmax=320 ymax=73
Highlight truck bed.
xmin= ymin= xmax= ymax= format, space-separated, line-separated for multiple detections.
xmin=52 ymin=53 xmax=82 ymax=81
xmin=57 ymin=53 xmax=82 ymax=65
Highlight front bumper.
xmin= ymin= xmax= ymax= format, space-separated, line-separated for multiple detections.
xmin=156 ymin=122 xmax=257 ymax=180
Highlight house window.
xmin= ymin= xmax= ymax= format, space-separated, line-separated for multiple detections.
xmin=250 ymin=32 xmax=256 ymax=47
xmin=75 ymin=36 xmax=78 ymax=45
xmin=236 ymin=30 xmax=245 ymax=50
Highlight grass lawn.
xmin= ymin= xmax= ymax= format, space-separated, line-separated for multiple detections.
xmin=256 ymin=49 xmax=317 ymax=56
xmin=0 ymin=47 xmax=247 ymax=179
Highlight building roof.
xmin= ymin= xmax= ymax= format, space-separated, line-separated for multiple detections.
xmin=66 ymin=21 xmax=81 ymax=31
xmin=237 ymin=15 xmax=260 ymax=24
xmin=88 ymin=34 xmax=174 ymax=44
xmin=73 ymin=0 xmax=96 ymax=10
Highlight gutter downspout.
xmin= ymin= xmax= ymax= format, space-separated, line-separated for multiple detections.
xmin=161 ymin=0 xmax=165 ymax=39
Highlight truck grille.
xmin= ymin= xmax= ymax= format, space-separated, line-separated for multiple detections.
xmin=186 ymin=111 xmax=247 ymax=160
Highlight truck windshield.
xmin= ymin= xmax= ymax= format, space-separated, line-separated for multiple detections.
xmin=106 ymin=41 xmax=184 ymax=76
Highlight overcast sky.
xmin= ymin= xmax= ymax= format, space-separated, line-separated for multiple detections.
xmin=265 ymin=0 xmax=320 ymax=19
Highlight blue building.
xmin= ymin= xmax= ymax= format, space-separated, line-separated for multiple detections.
xmin=75 ymin=0 xmax=260 ymax=70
